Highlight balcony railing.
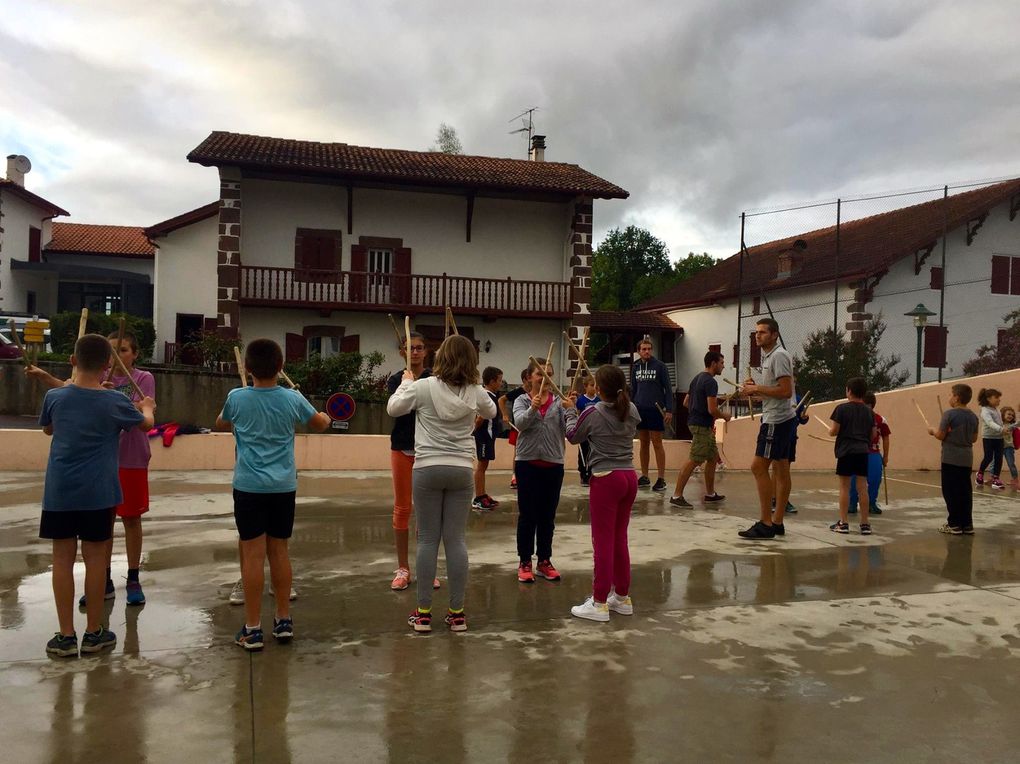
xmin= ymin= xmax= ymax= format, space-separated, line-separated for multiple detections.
xmin=238 ymin=267 xmax=572 ymax=318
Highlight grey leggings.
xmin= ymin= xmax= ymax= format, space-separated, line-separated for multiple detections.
xmin=413 ymin=465 xmax=473 ymax=610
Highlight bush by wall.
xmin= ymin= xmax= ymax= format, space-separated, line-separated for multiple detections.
xmin=286 ymin=351 xmax=388 ymax=401
xmin=50 ymin=312 xmax=156 ymax=360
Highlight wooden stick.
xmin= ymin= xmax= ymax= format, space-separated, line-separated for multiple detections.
xmin=404 ymin=316 xmax=412 ymax=372
xmin=77 ymin=308 xmax=89 ymax=340
xmin=387 ymin=313 xmax=404 ymax=346
xmin=443 ymin=308 xmax=450 ymax=338
xmin=912 ymin=399 xmax=931 ymax=428
xmin=530 ymin=353 xmax=565 ymax=399
xmin=562 ymin=332 xmax=593 ymax=392
xmin=813 ymin=415 xmax=830 ymax=430
xmin=104 ymin=317 xmax=127 ymax=383
xmin=655 ymin=402 xmax=675 ymax=435
xmin=746 ymin=366 xmax=755 ymax=421
xmin=795 ymin=391 xmax=813 ymax=414
xmin=7 ymin=319 xmax=30 ymax=367
xmin=534 ymin=341 xmax=556 ymax=398
xmin=807 ymin=433 xmax=836 ymax=443
xmin=233 ymin=346 xmax=247 ymax=387
xmin=110 ymin=350 xmax=146 ymax=399
xmin=937 ymin=395 xmax=944 ymax=415
xmin=445 ymin=306 xmax=458 ymax=336
xmin=279 ymin=369 xmax=298 ymax=390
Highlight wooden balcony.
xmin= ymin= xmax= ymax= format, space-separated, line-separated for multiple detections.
xmin=238 ymin=266 xmax=572 ymax=319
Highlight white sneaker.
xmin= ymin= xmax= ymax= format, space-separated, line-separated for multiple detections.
xmin=229 ymin=579 xmax=245 ymax=605
xmin=269 ymin=587 xmax=298 ymax=601
xmin=607 ymin=591 xmax=633 ymax=615
xmin=571 ymin=596 xmax=610 ymax=622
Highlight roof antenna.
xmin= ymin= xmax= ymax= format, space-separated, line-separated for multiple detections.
xmin=508 ymin=107 xmax=539 ymax=159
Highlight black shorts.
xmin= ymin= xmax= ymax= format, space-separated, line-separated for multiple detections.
xmin=636 ymin=405 xmax=665 ymax=432
xmin=755 ymin=418 xmax=797 ymax=462
xmin=40 ymin=508 xmax=115 ymax=542
xmin=233 ymin=489 xmax=296 ymax=541
xmin=475 ymin=435 xmax=495 ymax=462
xmin=836 ymin=453 xmax=869 ymax=477
xmin=789 ymin=435 xmax=798 ymax=463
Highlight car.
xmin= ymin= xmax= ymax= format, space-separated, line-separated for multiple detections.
xmin=0 ymin=331 xmax=23 ymax=360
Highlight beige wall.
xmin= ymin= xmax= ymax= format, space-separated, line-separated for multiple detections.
xmin=153 ymin=216 xmax=219 ymax=361
xmin=717 ymin=368 xmax=1020 ymax=471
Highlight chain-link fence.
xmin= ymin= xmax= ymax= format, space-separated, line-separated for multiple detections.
xmin=733 ymin=178 xmax=1020 ymax=401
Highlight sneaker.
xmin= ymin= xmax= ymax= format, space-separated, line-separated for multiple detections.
xmin=472 ymin=496 xmax=488 ymax=510
xmin=607 ymin=591 xmax=633 ymax=615
xmin=444 ymin=610 xmax=468 ymax=632
xmin=772 ymin=522 xmax=785 ymax=536
xmin=79 ymin=579 xmax=116 ymax=608
xmin=510 ymin=476 xmax=518 ymax=489
xmin=391 ymin=568 xmax=411 ymax=591
xmin=975 ymin=472 xmax=984 ymax=486
xmin=485 ymin=495 xmax=500 ymax=508
xmin=536 ymin=559 xmax=561 ymax=581
xmin=229 ymin=579 xmax=245 ymax=605
xmin=829 ymin=520 xmax=850 ymax=534
xmin=80 ymin=626 xmax=117 ymax=654
xmin=269 ymin=586 xmax=298 ymax=601
xmin=571 ymin=596 xmax=610 ymax=622
xmin=580 ymin=480 xmax=590 ymax=488
xmin=870 ymin=505 xmax=883 ymax=515
xmin=738 ymin=521 xmax=776 ymax=539
xmin=433 ymin=578 xmax=441 ymax=590
xmin=703 ymin=493 xmax=725 ymax=503
xmin=784 ymin=502 xmax=797 ymax=514
xmin=938 ymin=523 xmax=963 ymax=535
xmin=990 ymin=478 xmax=1005 ymax=490
xmin=962 ymin=526 xmax=975 ymax=535
xmin=408 ymin=609 xmax=432 ymax=633
xmin=235 ymin=625 xmax=264 ymax=651
xmin=860 ymin=523 xmax=873 ymax=536
xmin=638 ymin=475 xmax=651 ymax=489
xmin=126 ymin=581 xmax=145 ymax=606
xmin=848 ymin=505 xmax=858 ymax=515
xmin=652 ymin=478 xmax=668 ymax=492
xmin=46 ymin=632 xmax=78 ymax=657
xmin=517 ymin=562 xmax=535 ymax=583
xmin=272 ymin=618 xmax=294 ymax=642
xmin=669 ymin=495 xmax=693 ymax=508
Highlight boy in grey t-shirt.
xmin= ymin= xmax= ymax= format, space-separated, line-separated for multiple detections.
xmin=928 ymin=383 xmax=980 ymax=534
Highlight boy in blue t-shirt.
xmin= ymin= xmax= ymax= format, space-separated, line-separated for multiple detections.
xmin=40 ymin=334 xmax=155 ymax=657
xmin=216 ymin=339 xmax=330 ymax=650
xmin=576 ymin=375 xmax=601 ymax=486
xmin=472 ymin=366 xmax=504 ymax=510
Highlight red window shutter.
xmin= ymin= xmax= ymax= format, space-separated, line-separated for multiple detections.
xmin=923 ymin=325 xmax=947 ymax=368
xmin=732 ymin=344 xmax=739 ymax=367
xmin=350 ymin=245 xmax=367 ymax=303
xmin=1012 ymin=256 xmax=1020 ymax=296
xmin=991 ymin=255 xmax=1010 ymax=294
xmin=285 ymin=332 xmax=306 ymax=363
xmin=29 ymin=227 xmax=41 ymax=263
xmin=752 ymin=296 xmax=760 ymax=314
xmin=340 ymin=334 xmax=360 ymax=353
xmin=929 ymin=267 xmax=943 ymax=290
xmin=749 ymin=333 xmax=761 ymax=367
xmin=393 ymin=247 xmax=412 ymax=305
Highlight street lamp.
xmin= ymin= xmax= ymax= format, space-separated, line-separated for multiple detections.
xmin=904 ymin=303 xmax=937 ymax=386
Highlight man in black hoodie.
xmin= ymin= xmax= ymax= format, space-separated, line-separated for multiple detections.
xmin=630 ymin=338 xmax=673 ymax=491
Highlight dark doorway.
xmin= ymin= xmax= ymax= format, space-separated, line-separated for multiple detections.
xmin=176 ymin=313 xmax=204 ymax=365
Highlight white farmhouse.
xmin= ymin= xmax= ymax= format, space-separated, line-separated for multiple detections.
xmin=637 ymin=179 xmax=1020 ymax=391
xmin=152 ymin=131 xmax=628 ymax=379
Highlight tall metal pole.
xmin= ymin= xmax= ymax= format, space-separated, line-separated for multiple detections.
xmin=833 ymin=199 xmax=841 ymax=375
xmin=937 ymin=185 xmax=948 ymax=382
xmin=915 ymin=325 xmax=923 ymax=386
xmin=736 ymin=213 xmax=746 ymax=376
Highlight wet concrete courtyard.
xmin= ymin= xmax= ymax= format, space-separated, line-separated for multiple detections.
xmin=2 ymin=468 xmax=1020 ymax=763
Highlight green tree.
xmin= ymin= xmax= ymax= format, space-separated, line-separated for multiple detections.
xmin=631 ymin=251 xmax=718 ymax=307
xmin=592 ymin=226 xmax=673 ymax=311
xmin=429 ymin=123 xmax=463 ymax=154
xmin=792 ymin=316 xmax=909 ymax=401
xmin=963 ymin=308 xmax=1020 ymax=375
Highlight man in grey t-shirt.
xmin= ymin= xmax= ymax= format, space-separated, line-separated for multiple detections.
xmin=737 ymin=318 xmax=797 ymax=540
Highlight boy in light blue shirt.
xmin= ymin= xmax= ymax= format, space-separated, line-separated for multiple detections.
xmin=217 ymin=339 xmax=330 ymax=650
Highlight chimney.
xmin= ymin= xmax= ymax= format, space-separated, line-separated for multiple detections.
xmin=529 ymin=135 xmax=546 ymax=162
xmin=777 ymin=239 xmax=807 ymax=280
xmin=6 ymin=154 xmax=31 ymax=187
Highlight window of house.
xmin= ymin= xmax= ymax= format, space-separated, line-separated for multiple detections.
xmin=708 ymin=343 xmax=721 ymax=355
xmin=307 ymin=335 xmax=340 ymax=358
xmin=990 ymin=255 xmax=1020 ymax=295
xmin=294 ymin=229 xmax=341 ymax=280
xmin=58 ymin=282 xmax=122 ymax=314
xmin=29 ymin=227 xmax=41 ymax=263
xmin=26 ymin=291 xmax=36 ymax=313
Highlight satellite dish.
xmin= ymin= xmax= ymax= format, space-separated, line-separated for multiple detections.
xmin=14 ymin=155 xmax=31 ymax=174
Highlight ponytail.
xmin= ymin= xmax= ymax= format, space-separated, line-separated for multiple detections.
xmin=594 ymin=364 xmax=630 ymax=422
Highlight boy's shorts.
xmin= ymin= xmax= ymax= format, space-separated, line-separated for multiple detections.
xmin=755 ymin=418 xmax=797 ymax=461
xmin=688 ymin=425 xmax=718 ymax=462
xmin=116 ymin=468 xmax=150 ymax=518
xmin=789 ymin=435 xmax=798 ymax=463
xmin=475 ymin=434 xmax=495 ymax=462
xmin=40 ymin=508 xmax=115 ymax=542
xmin=636 ymin=405 xmax=665 ymax=432
xmin=233 ymin=489 xmax=296 ymax=541
xmin=836 ymin=453 xmax=869 ymax=477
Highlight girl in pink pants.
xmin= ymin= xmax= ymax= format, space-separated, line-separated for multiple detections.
xmin=563 ymin=365 xmax=641 ymax=622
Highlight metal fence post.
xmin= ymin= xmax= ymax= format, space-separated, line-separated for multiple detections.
xmin=833 ymin=198 xmax=841 ymax=374
xmin=736 ymin=212 xmax=746 ymax=374
xmin=937 ymin=185 xmax=948 ymax=382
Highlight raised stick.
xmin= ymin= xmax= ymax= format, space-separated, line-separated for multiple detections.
xmin=233 ymin=346 xmax=246 ymax=387
xmin=746 ymin=366 xmax=755 ymax=421
xmin=77 ymin=308 xmax=89 ymax=340
xmin=563 ymin=331 xmax=593 ymax=392
xmin=7 ymin=319 xmax=30 ymax=367
xmin=404 ymin=316 xmax=412 ymax=372
xmin=529 ymin=353 xmax=565 ymax=399
xmin=110 ymin=349 xmax=146 ymax=399
xmin=795 ymin=391 xmax=814 ymax=414
xmin=445 ymin=306 xmax=459 ymax=336
xmin=535 ymin=341 xmax=556 ymax=398
xmin=104 ymin=317 xmax=127 ymax=383
xmin=387 ymin=313 xmax=404 ymax=346
xmin=443 ymin=308 xmax=450 ymax=338
xmin=279 ymin=369 xmax=298 ymax=390
xmin=912 ymin=399 xmax=931 ymax=429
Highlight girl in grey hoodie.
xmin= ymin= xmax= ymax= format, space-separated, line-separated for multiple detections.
xmin=387 ymin=335 xmax=496 ymax=633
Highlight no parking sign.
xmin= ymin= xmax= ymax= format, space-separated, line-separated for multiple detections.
xmin=326 ymin=392 xmax=356 ymax=431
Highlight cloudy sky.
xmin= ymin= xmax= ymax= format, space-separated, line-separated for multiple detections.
xmin=2 ymin=0 xmax=1019 ymax=258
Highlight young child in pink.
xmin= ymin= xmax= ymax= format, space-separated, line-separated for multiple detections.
xmin=563 ymin=365 xmax=640 ymax=622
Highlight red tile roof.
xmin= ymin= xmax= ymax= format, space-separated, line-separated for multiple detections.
xmin=589 ymin=310 xmax=682 ymax=332
xmin=0 ymin=179 xmax=69 ymax=217
xmin=46 ymin=223 xmax=155 ymax=258
xmin=187 ymin=131 xmax=629 ymax=200
xmin=145 ymin=201 xmax=219 ymax=238
xmin=638 ymin=178 xmax=1020 ymax=311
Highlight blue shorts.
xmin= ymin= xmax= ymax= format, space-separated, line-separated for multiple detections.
xmin=755 ymin=417 xmax=797 ymax=462
xmin=636 ymin=405 xmax=665 ymax=432
xmin=475 ymin=435 xmax=495 ymax=462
